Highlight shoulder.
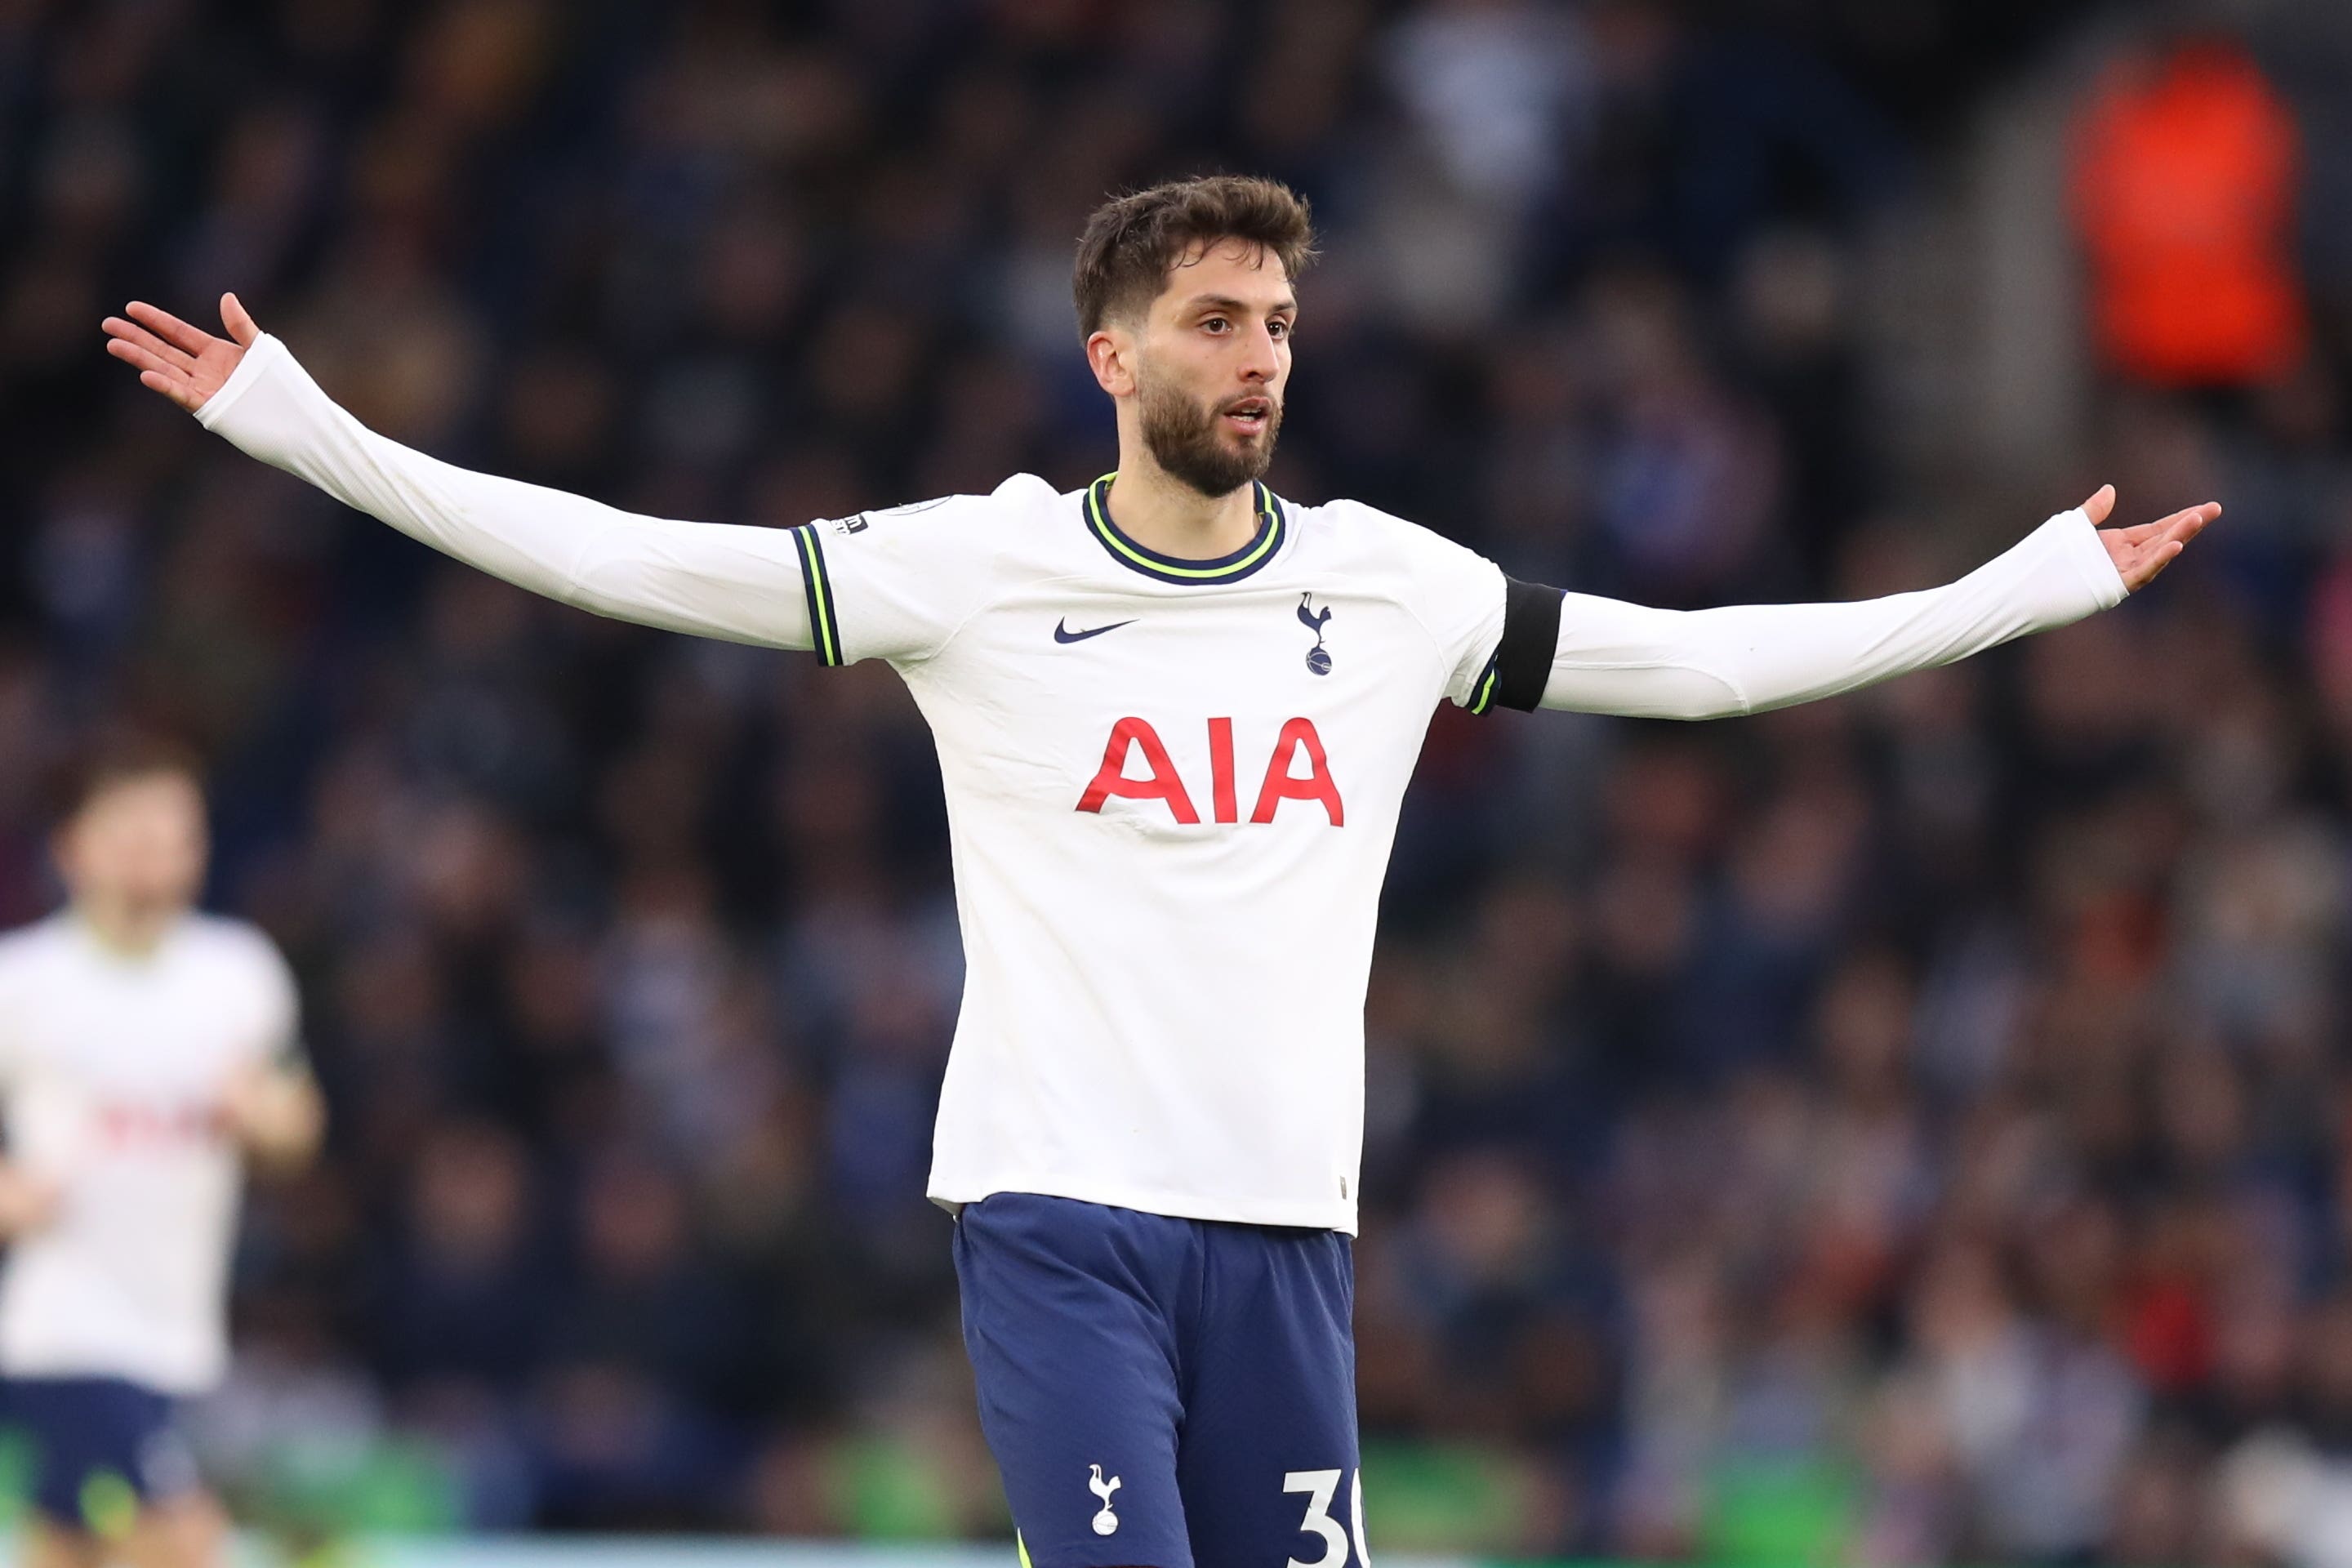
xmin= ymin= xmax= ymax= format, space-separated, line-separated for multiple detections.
xmin=0 ymin=915 xmax=70 ymax=983
xmin=810 ymin=474 xmax=1075 ymax=590
xmin=825 ymin=474 xmax=1067 ymax=542
xmin=176 ymin=915 xmax=296 ymax=991
xmin=806 ymin=475 xmax=1078 ymax=664
xmin=1287 ymin=497 xmax=1507 ymax=688
xmin=1286 ymin=496 xmax=1501 ymax=586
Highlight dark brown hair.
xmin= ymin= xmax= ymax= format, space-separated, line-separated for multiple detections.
xmin=1072 ymin=175 xmax=1318 ymax=337
xmin=50 ymin=729 xmax=205 ymax=822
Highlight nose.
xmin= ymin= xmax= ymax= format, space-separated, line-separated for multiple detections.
xmin=1239 ymin=322 xmax=1280 ymax=382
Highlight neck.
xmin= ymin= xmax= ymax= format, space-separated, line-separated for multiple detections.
xmin=1105 ymin=446 xmax=1262 ymax=561
xmin=75 ymin=898 xmax=176 ymax=957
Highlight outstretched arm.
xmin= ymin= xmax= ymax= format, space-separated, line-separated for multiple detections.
xmin=102 ymin=295 xmax=817 ymax=650
xmin=1538 ymin=489 xmax=2218 ymax=719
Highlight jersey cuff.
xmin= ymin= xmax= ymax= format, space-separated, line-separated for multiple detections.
xmin=1471 ymin=577 xmax=1563 ymax=713
xmin=791 ymin=523 xmax=844 ymax=666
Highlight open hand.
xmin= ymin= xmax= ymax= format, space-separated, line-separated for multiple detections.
xmin=2082 ymin=483 xmax=2220 ymax=594
xmin=100 ymin=292 xmax=261 ymax=414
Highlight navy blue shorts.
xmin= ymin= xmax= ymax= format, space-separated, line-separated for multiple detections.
xmin=954 ymin=1193 xmax=1365 ymax=1568
xmin=5 ymin=1377 xmax=200 ymax=1531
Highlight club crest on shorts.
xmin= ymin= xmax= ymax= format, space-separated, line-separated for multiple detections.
xmin=1298 ymin=593 xmax=1334 ymax=675
xmin=1088 ymin=1463 xmax=1122 ymax=1535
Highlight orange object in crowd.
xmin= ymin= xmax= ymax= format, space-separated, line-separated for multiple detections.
xmin=2069 ymin=37 xmax=2307 ymax=388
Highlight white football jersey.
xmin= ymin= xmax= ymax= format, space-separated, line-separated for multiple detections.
xmin=0 ymin=912 xmax=299 ymax=1391
xmin=795 ymin=474 xmax=1512 ymax=1232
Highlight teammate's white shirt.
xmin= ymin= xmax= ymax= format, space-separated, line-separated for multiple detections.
xmin=194 ymin=332 xmax=2126 ymax=1233
xmin=0 ymin=912 xmax=298 ymax=1391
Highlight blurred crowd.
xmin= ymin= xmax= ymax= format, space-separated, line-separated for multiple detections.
xmin=11 ymin=0 xmax=2352 ymax=1562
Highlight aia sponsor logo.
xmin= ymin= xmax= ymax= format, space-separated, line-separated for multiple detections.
xmin=1076 ymin=717 xmax=1344 ymax=826
xmin=93 ymin=1099 xmax=222 ymax=1150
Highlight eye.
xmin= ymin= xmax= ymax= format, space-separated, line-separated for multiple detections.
xmin=1269 ymin=318 xmax=1291 ymax=341
xmin=1203 ymin=316 xmax=1230 ymax=334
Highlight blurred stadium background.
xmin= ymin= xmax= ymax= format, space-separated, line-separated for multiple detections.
xmin=7 ymin=0 xmax=2352 ymax=1563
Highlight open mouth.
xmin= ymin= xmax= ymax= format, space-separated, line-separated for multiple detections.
xmin=1223 ymin=397 xmax=1272 ymax=434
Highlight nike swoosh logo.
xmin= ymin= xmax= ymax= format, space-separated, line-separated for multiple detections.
xmin=1054 ymin=618 xmax=1136 ymax=644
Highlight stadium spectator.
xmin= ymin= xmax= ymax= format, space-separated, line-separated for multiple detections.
xmin=2069 ymin=29 xmax=2309 ymax=390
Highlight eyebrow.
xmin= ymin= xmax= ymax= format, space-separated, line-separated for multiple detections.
xmin=1184 ymin=294 xmax=1298 ymax=316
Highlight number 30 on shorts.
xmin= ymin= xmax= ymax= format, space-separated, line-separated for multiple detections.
xmin=1284 ymin=1468 xmax=1370 ymax=1568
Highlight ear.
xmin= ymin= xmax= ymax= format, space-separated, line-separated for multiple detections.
xmin=1086 ymin=326 xmax=1138 ymax=399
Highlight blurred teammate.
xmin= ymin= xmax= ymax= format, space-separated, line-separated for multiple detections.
xmin=0 ymin=738 xmax=324 ymax=1568
xmin=103 ymin=175 xmax=2213 ymax=1568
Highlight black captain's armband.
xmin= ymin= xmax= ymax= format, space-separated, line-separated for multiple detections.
xmin=1467 ymin=577 xmax=1564 ymax=715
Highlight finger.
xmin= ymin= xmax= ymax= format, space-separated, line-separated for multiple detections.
xmin=138 ymin=368 xmax=198 ymax=412
xmin=123 ymin=301 xmax=216 ymax=356
xmin=2125 ymin=537 xmax=2192 ymax=593
xmin=104 ymin=336 xmax=189 ymax=385
xmin=220 ymin=291 xmax=259 ymax=347
xmin=2116 ymin=518 xmax=2182 ymax=549
xmin=107 ymin=339 xmax=200 ymax=412
xmin=2168 ymin=501 xmax=2221 ymax=541
xmin=2079 ymin=483 xmax=2116 ymax=527
xmin=2113 ymin=501 xmax=2220 ymax=555
xmin=2149 ymin=504 xmax=2216 ymax=552
xmin=100 ymin=316 xmax=196 ymax=374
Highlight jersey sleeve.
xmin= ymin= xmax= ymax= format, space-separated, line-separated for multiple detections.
xmin=198 ymin=335 xmax=820 ymax=651
xmin=1535 ymin=506 xmax=2127 ymax=719
xmin=790 ymin=483 xmax=1028 ymax=666
xmin=1364 ymin=508 xmax=1510 ymax=709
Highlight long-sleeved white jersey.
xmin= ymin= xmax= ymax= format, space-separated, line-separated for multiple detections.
xmin=197 ymin=334 xmax=2126 ymax=1231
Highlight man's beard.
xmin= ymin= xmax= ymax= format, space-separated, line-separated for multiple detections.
xmin=1138 ymin=374 xmax=1282 ymax=498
